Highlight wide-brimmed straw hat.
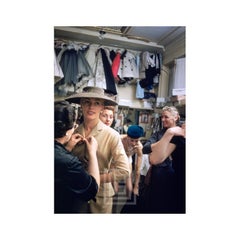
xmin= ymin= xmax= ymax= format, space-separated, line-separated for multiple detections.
xmin=65 ymin=86 xmax=118 ymax=106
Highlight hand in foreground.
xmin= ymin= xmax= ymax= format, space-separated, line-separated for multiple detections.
xmin=133 ymin=185 xmax=139 ymax=196
xmin=67 ymin=133 xmax=84 ymax=151
xmin=133 ymin=141 xmax=143 ymax=154
xmin=168 ymin=126 xmax=185 ymax=138
xmin=71 ymin=133 xmax=85 ymax=144
xmin=83 ymin=136 xmax=98 ymax=154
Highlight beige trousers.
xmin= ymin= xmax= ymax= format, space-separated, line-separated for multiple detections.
xmin=89 ymin=196 xmax=113 ymax=213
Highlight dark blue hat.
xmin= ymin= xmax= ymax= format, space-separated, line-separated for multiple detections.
xmin=127 ymin=125 xmax=144 ymax=139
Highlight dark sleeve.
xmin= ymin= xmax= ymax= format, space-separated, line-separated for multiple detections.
xmin=142 ymin=128 xmax=168 ymax=154
xmin=170 ymin=135 xmax=181 ymax=145
xmin=142 ymin=131 xmax=159 ymax=154
xmin=57 ymin=153 xmax=98 ymax=201
xmin=170 ymin=136 xmax=185 ymax=149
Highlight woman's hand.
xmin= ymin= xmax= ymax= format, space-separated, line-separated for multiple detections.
xmin=66 ymin=133 xmax=84 ymax=151
xmin=133 ymin=185 xmax=139 ymax=196
xmin=168 ymin=126 xmax=185 ymax=138
xmin=84 ymin=136 xmax=98 ymax=155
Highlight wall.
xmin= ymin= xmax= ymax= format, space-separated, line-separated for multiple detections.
xmin=117 ymin=82 xmax=154 ymax=110
xmin=163 ymin=34 xmax=185 ymax=65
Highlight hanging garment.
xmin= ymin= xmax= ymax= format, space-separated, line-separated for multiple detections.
xmin=139 ymin=65 xmax=156 ymax=89
xmin=136 ymin=80 xmax=144 ymax=99
xmin=136 ymin=53 xmax=140 ymax=76
xmin=104 ymin=48 xmax=113 ymax=66
xmin=100 ymin=48 xmax=117 ymax=95
xmin=143 ymin=91 xmax=156 ymax=99
xmin=121 ymin=51 xmax=139 ymax=79
xmin=56 ymin=46 xmax=67 ymax=63
xmin=60 ymin=49 xmax=78 ymax=85
xmin=155 ymin=53 xmax=162 ymax=74
xmin=117 ymin=50 xmax=127 ymax=79
xmin=173 ymin=58 xmax=185 ymax=89
xmin=87 ymin=49 xmax=107 ymax=89
xmin=139 ymin=51 xmax=155 ymax=79
xmin=85 ymin=44 xmax=98 ymax=71
xmin=77 ymin=50 xmax=93 ymax=80
xmin=139 ymin=52 xmax=162 ymax=90
xmin=143 ymin=51 xmax=156 ymax=68
xmin=111 ymin=52 xmax=121 ymax=81
xmin=54 ymin=51 xmax=64 ymax=84
xmin=110 ymin=50 xmax=116 ymax=62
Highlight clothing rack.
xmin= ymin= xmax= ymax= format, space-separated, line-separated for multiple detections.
xmin=54 ymin=38 xmax=89 ymax=50
xmin=55 ymin=27 xmax=165 ymax=53
xmin=55 ymin=38 xmax=140 ymax=56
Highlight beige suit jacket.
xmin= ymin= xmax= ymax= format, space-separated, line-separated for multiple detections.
xmin=72 ymin=120 xmax=130 ymax=197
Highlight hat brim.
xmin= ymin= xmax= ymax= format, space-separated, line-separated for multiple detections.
xmin=65 ymin=92 xmax=118 ymax=106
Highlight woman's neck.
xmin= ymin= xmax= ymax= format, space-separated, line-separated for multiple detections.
xmin=83 ymin=119 xmax=99 ymax=137
xmin=55 ymin=137 xmax=67 ymax=145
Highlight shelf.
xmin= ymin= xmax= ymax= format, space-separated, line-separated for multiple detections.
xmin=118 ymin=105 xmax=153 ymax=111
xmin=54 ymin=27 xmax=165 ymax=53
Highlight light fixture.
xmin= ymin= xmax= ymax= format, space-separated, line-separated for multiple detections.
xmin=98 ymin=30 xmax=106 ymax=40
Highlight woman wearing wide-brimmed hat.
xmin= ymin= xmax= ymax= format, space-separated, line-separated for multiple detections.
xmin=65 ymin=87 xmax=130 ymax=213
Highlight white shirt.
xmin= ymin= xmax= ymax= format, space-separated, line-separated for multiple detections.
xmin=140 ymin=154 xmax=150 ymax=176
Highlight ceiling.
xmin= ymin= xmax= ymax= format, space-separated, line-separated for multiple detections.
xmin=54 ymin=26 xmax=185 ymax=53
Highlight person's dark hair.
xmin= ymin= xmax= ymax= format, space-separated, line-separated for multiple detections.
xmin=54 ymin=101 xmax=76 ymax=138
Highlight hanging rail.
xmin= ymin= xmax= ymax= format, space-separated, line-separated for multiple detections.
xmin=54 ymin=27 xmax=165 ymax=53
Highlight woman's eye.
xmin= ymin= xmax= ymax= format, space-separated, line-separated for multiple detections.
xmin=83 ymin=100 xmax=90 ymax=105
